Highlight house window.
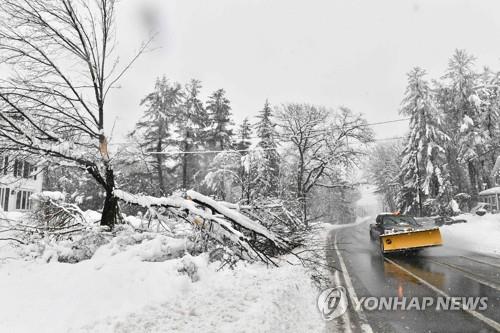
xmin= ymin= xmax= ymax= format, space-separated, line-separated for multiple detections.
xmin=15 ymin=190 xmax=32 ymax=210
xmin=11 ymin=159 xmax=37 ymax=180
xmin=3 ymin=156 xmax=8 ymax=175
xmin=23 ymin=162 xmax=30 ymax=178
xmin=13 ymin=159 xmax=21 ymax=178
xmin=0 ymin=188 xmax=10 ymax=211
xmin=0 ymin=188 xmax=4 ymax=211
xmin=4 ymin=188 xmax=9 ymax=211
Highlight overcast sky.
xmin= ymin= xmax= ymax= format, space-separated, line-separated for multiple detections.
xmin=106 ymin=0 xmax=500 ymax=142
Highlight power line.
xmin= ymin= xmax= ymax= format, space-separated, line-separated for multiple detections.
xmin=109 ymin=117 xmax=409 ymax=155
xmin=242 ymin=118 xmax=410 ymax=139
xmin=147 ymin=137 xmax=405 ymax=155
xmin=374 ymin=136 xmax=405 ymax=142
xmin=148 ymin=147 xmax=277 ymax=155
xmin=109 ymin=117 xmax=410 ymax=146
xmin=361 ymin=118 xmax=410 ymax=127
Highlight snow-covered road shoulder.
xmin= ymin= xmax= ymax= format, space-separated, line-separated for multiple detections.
xmin=85 ymin=261 xmax=323 ymax=333
xmin=0 ymin=236 xmax=323 ymax=333
xmin=440 ymin=213 xmax=500 ymax=256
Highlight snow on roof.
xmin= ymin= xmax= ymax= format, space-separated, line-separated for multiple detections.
xmin=479 ymin=187 xmax=500 ymax=196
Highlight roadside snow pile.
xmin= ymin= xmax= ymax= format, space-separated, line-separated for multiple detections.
xmin=84 ymin=260 xmax=322 ymax=333
xmin=24 ymin=227 xmax=109 ymax=263
xmin=440 ymin=213 xmax=500 ymax=256
xmin=22 ymin=225 xmax=193 ymax=264
xmin=91 ymin=226 xmax=193 ymax=264
xmin=0 ymin=249 xmax=322 ymax=332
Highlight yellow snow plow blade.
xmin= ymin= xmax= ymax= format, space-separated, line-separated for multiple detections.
xmin=380 ymin=228 xmax=442 ymax=253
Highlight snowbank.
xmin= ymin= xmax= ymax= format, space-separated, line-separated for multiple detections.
xmin=0 ymin=233 xmax=323 ymax=333
xmin=85 ymin=261 xmax=323 ymax=333
xmin=440 ymin=213 xmax=500 ymax=256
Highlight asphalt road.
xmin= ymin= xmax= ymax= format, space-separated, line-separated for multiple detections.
xmin=326 ymin=219 xmax=500 ymax=333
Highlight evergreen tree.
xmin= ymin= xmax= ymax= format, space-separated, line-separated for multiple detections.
xmin=236 ymin=117 xmax=252 ymax=151
xmin=253 ymin=100 xmax=280 ymax=196
xmin=473 ymin=68 xmax=500 ymax=188
xmin=235 ymin=117 xmax=254 ymax=202
xmin=397 ymin=67 xmax=448 ymax=215
xmin=175 ymin=79 xmax=209 ymax=189
xmin=131 ymin=76 xmax=183 ymax=195
xmin=206 ymin=89 xmax=233 ymax=150
xmin=441 ymin=49 xmax=480 ymax=197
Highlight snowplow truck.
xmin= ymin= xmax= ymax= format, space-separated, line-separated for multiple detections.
xmin=369 ymin=214 xmax=443 ymax=254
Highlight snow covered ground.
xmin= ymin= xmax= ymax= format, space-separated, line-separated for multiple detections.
xmin=0 ymin=214 xmax=324 ymax=333
xmin=440 ymin=213 xmax=500 ymax=256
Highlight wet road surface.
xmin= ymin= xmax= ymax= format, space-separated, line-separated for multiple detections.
xmin=326 ymin=219 xmax=500 ymax=333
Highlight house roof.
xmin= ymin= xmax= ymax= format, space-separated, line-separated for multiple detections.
xmin=479 ymin=187 xmax=500 ymax=196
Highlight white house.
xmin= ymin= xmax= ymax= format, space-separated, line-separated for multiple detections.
xmin=0 ymin=156 xmax=43 ymax=211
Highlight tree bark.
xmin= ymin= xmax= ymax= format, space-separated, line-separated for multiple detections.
xmin=301 ymin=195 xmax=308 ymax=227
xmin=156 ymin=132 xmax=166 ymax=195
xmin=297 ymin=149 xmax=308 ymax=226
xmin=468 ymin=160 xmax=478 ymax=201
xmin=182 ymin=133 xmax=190 ymax=189
xmin=100 ymin=165 xmax=119 ymax=228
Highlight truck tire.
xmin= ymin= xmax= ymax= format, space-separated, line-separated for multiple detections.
xmin=379 ymin=240 xmax=385 ymax=255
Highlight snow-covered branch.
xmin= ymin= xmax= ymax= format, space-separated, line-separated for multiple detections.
xmin=114 ymin=189 xmax=293 ymax=265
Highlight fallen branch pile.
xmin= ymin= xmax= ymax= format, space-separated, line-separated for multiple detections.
xmin=0 ymin=192 xmax=93 ymax=245
xmin=114 ymin=189 xmax=297 ymax=265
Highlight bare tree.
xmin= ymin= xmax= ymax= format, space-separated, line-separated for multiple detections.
xmin=0 ymin=0 xmax=153 ymax=227
xmin=276 ymin=104 xmax=373 ymax=225
xmin=366 ymin=141 xmax=403 ymax=211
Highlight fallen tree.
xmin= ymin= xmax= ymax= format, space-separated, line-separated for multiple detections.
xmin=1 ymin=189 xmax=334 ymax=285
xmin=114 ymin=189 xmax=296 ymax=266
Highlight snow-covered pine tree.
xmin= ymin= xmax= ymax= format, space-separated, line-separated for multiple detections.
xmin=471 ymin=68 xmax=500 ymax=188
xmin=206 ymin=89 xmax=234 ymax=150
xmin=131 ymin=76 xmax=184 ymax=195
xmin=397 ymin=67 xmax=448 ymax=216
xmin=441 ymin=49 xmax=480 ymax=197
xmin=253 ymin=100 xmax=280 ymax=197
xmin=236 ymin=117 xmax=252 ymax=151
xmin=236 ymin=117 xmax=254 ymax=202
xmin=175 ymin=79 xmax=209 ymax=189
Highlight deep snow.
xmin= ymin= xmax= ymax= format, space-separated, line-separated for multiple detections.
xmin=0 ymin=253 xmax=322 ymax=333
xmin=0 ymin=213 xmax=324 ymax=333
xmin=440 ymin=213 xmax=500 ymax=256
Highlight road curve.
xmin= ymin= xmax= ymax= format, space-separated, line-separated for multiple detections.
xmin=325 ymin=219 xmax=500 ymax=333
